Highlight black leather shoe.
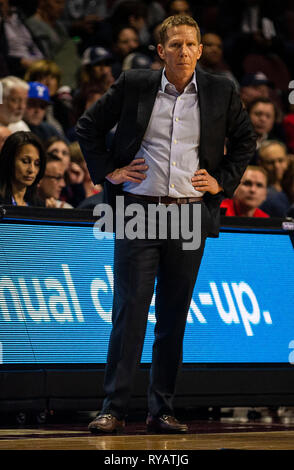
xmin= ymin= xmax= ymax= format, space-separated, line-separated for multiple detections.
xmin=88 ymin=413 xmax=125 ymax=434
xmin=146 ymin=414 xmax=188 ymax=433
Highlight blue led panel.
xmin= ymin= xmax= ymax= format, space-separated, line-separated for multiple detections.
xmin=0 ymin=223 xmax=293 ymax=364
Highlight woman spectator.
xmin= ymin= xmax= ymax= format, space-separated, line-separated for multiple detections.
xmin=0 ymin=131 xmax=46 ymax=206
xmin=44 ymin=136 xmax=71 ymax=170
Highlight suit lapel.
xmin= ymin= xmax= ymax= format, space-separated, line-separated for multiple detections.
xmin=136 ymin=70 xmax=162 ymax=141
xmin=196 ymin=68 xmax=211 ymax=167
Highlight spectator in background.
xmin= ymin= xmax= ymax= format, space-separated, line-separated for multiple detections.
xmin=239 ymin=72 xmax=271 ymax=108
xmin=218 ymin=0 xmax=288 ymax=82
xmin=38 ymin=153 xmax=73 ymax=208
xmin=166 ymin=0 xmax=192 ymax=16
xmin=78 ymin=46 xmax=115 ymax=93
xmin=24 ymin=82 xmax=61 ymax=141
xmin=0 ymin=131 xmax=46 ymax=206
xmin=25 ymin=59 xmax=73 ymax=135
xmin=258 ymin=140 xmax=289 ymax=192
xmin=25 ymin=59 xmax=61 ymax=98
xmin=26 ymin=0 xmax=81 ymax=89
xmin=0 ymin=125 xmax=11 ymax=151
xmin=221 ymin=166 xmax=269 ymax=217
xmin=239 ymin=71 xmax=284 ymax=118
xmin=142 ymin=1 xmax=166 ymax=32
xmin=1 ymin=0 xmax=44 ymax=77
xmin=197 ymin=32 xmax=239 ymax=90
xmin=26 ymin=0 xmax=68 ymax=58
xmin=80 ymin=0 xmax=148 ymax=52
xmin=258 ymin=140 xmax=290 ymax=217
xmin=109 ymin=1 xmax=149 ymax=45
xmin=60 ymin=140 xmax=103 ymax=208
xmin=44 ymin=136 xmax=71 ymax=171
xmin=44 ymin=135 xmax=76 ymax=206
xmin=122 ymin=50 xmax=153 ymax=71
xmin=247 ymin=97 xmax=286 ymax=161
xmin=60 ymin=0 xmax=107 ymax=39
xmin=0 ymin=76 xmax=30 ymax=133
xmin=111 ymin=25 xmax=140 ymax=78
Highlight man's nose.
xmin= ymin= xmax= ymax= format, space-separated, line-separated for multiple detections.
xmin=180 ymin=44 xmax=188 ymax=54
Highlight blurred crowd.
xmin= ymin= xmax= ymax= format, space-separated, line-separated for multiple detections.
xmin=0 ymin=0 xmax=293 ymax=217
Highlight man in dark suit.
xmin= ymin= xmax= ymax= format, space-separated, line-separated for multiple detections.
xmin=76 ymin=15 xmax=256 ymax=434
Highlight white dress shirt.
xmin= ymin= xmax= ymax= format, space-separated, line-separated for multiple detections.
xmin=123 ymin=70 xmax=203 ymax=197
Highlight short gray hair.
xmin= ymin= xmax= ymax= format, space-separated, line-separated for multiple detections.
xmin=258 ymin=139 xmax=287 ymax=159
xmin=0 ymin=76 xmax=29 ymax=99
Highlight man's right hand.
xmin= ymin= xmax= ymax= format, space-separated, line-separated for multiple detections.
xmin=105 ymin=158 xmax=148 ymax=185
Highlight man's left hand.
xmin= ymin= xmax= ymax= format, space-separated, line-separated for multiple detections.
xmin=191 ymin=169 xmax=223 ymax=195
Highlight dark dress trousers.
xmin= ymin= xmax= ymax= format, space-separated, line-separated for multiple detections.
xmin=76 ymin=68 xmax=256 ymax=419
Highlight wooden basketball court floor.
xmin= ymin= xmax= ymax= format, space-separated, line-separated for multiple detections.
xmin=0 ymin=408 xmax=294 ymax=451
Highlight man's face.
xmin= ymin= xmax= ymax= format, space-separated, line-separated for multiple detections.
xmin=259 ymin=143 xmax=289 ymax=183
xmin=24 ymin=99 xmax=47 ymax=126
xmin=0 ymin=87 xmax=27 ymax=124
xmin=249 ymin=102 xmax=275 ymax=136
xmin=157 ymin=25 xmax=202 ymax=84
xmin=201 ymin=33 xmax=223 ymax=66
xmin=38 ymin=161 xmax=65 ymax=199
xmin=234 ymin=169 xmax=267 ymax=209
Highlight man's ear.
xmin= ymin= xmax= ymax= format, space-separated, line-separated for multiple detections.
xmin=197 ymin=43 xmax=203 ymax=60
xmin=157 ymin=43 xmax=165 ymax=61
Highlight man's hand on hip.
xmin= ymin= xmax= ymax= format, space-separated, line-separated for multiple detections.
xmin=191 ymin=169 xmax=223 ymax=195
xmin=106 ymin=158 xmax=148 ymax=185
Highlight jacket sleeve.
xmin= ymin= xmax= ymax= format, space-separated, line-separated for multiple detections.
xmin=211 ymin=83 xmax=257 ymax=198
xmin=75 ymin=72 xmax=126 ymax=185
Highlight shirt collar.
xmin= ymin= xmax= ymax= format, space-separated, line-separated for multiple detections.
xmin=161 ymin=68 xmax=197 ymax=95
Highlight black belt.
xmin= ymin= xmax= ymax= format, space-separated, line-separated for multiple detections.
xmin=123 ymin=192 xmax=203 ymax=205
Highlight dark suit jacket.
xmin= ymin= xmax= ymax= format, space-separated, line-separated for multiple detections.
xmin=76 ymin=68 xmax=256 ymax=237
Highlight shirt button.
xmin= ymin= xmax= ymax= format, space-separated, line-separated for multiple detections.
xmin=175 ymin=117 xmax=179 ymax=122
xmin=172 ymin=162 xmax=176 ymax=166
xmin=171 ymin=184 xmax=175 ymax=188
xmin=174 ymin=139 xmax=177 ymax=144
